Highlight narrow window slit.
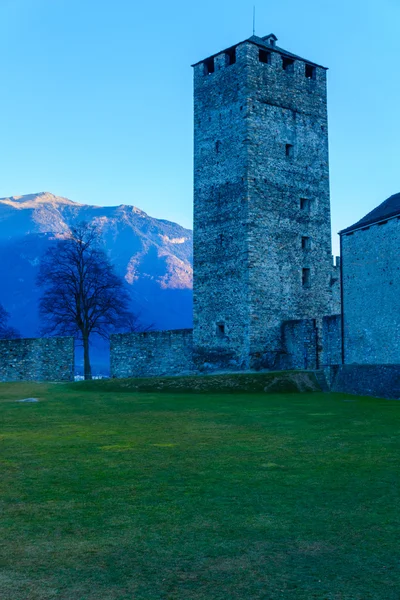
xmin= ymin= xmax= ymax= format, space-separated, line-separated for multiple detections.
xmin=300 ymin=198 xmax=311 ymax=212
xmin=286 ymin=143 xmax=294 ymax=158
xmin=204 ymin=57 xmax=215 ymax=75
xmin=216 ymin=323 xmax=225 ymax=337
xmin=302 ymin=268 xmax=311 ymax=288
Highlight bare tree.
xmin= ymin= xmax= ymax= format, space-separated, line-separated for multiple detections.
xmin=0 ymin=304 xmax=20 ymax=339
xmin=37 ymin=222 xmax=137 ymax=380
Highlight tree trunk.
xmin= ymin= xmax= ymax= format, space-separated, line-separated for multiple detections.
xmin=83 ymin=334 xmax=92 ymax=380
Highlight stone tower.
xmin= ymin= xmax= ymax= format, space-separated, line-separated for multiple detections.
xmin=192 ymin=34 xmax=335 ymax=370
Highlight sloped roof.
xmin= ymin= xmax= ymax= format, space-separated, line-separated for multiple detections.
xmin=191 ymin=34 xmax=327 ymax=70
xmin=340 ymin=192 xmax=400 ymax=235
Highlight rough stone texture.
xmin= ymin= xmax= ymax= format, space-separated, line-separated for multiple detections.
xmin=0 ymin=337 xmax=74 ymax=382
xmin=331 ymin=364 xmax=400 ymax=400
xmin=193 ymin=36 xmax=339 ymax=371
xmin=320 ymin=314 xmax=342 ymax=366
xmin=278 ymin=314 xmax=341 ymax=370
xmin=110 ymin=329 xmax=194 ymax=378
xmin=341 ymin=217 xmax=400 ymax=364
xmin=281 ymin=319 xmax=318 ymax=370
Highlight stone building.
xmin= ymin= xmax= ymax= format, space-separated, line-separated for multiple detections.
xmin=340 ymin=192 xmax=400 ymax=364
xmin=192 ymin=33 xmax=339 ymax=370
xmin=111 ymin=33 xmax=341 ymax=379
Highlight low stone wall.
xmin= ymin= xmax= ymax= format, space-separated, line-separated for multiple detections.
xmin=331 ymin=364 xmax=400 ymax=400
xmin=110 ymin=329 xmax=194 ymax=378
xmin=110 ymin=316 xmax=343 ymax=379
xmin=0 ymin=336 xmax=74 ymax=382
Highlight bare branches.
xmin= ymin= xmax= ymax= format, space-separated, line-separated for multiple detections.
xmin=37 ymin=221 xmax=137 ymax=379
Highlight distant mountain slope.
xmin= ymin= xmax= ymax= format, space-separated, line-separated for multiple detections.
xmin=0 ymin=193 xmax=193 ymax=367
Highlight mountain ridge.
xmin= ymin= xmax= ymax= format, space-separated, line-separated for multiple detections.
xmin=0 ymin=191 xmax=79 ymax=208
xmin=0 ymin=192 xmax=194 ymax=368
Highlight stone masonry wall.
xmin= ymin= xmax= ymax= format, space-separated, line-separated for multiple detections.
xmin=111 ymin=329 xmax=194 ymax=378
xmin=109 ymin=316 xmax=342 ymax=379
xmin=330 ymin=259 xmax=341 ymax=315
xmin=0 ymin=336 xmax=74 ymax=382
xmin=279 ymin=314 xmax=341 ymax=371
xmin=320 ymin=314 xmax=342 ymax=367
xmin=281 ymin=319 xmax=318 ymax=370
xmin=341 ymin=218 xmax=400 ymax=364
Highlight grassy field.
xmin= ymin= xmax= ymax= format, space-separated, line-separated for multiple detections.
xmin=0 ymin=381 xmax=399 ymax=599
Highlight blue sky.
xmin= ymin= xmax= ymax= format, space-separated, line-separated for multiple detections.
xmin=0 ymin=0 xmax=399 ymax=254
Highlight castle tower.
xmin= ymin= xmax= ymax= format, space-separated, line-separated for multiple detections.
xmin=192 ymin=34 xmax=335 ymax=370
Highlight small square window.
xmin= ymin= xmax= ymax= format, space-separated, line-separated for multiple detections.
xmin=259 ymin=49 xmax=271 ymax=64
xmin=302 ymin=268 xmax=311 ymax=288
xmin=216 ymin=323 xmax=225 ymax=337
xmin=305 ymin=64 xmax=316 ymax=79
xmin=282 ymin=57 xmax=295 ymax=72
xmin=300 ymin=198 xmax=311 ymax=212
xmin=301 ymin=236 xmax=311 ymax=250
xmin=204 ymin=57 xmax=215 ymax=75
xmin=286 ymin=144 xmax=294 ymax=158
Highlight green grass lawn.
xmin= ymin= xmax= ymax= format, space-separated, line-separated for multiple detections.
xmin=1 ymin=382 xmax=399 ymax=599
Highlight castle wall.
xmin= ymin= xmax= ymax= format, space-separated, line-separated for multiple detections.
xmin=110 ymin=314 xmax=342 ymax=378
xmin=341 ymin=218 xmax=400 ymax=364
xmin=110 ymin=329 xmax=194 ymax=378
xmin=0 ymin=336 xmax=74 ymax=382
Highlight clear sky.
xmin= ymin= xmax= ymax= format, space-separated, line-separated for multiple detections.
xmin=0 ymin=0 xmax=399 ymax=254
